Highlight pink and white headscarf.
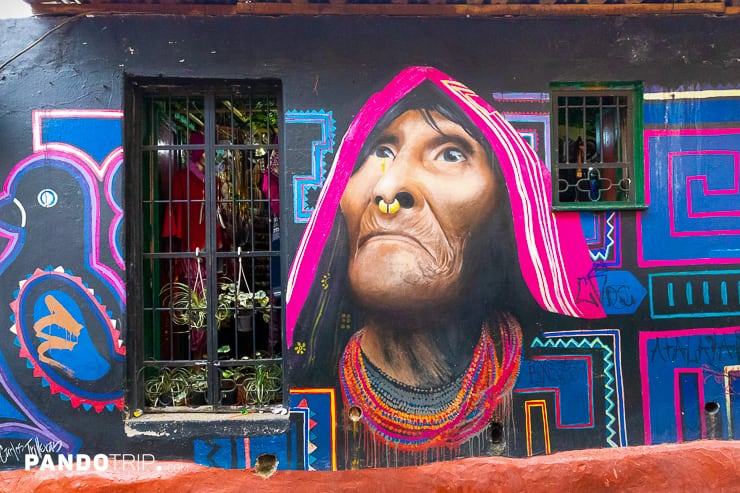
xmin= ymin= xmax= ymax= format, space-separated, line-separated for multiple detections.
xmin=286 ymin=66 xmax=605 ymax=346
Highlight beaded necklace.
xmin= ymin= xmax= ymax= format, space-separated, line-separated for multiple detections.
xmin=339 ymin=318 xmax=521 ymax=451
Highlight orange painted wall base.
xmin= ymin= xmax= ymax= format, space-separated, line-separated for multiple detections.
xmin=1 ymin=441 xmax=738 ymax=492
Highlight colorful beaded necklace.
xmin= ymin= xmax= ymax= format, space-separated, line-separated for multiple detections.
xmin=339 ymin=317 xmax=521 ymax=451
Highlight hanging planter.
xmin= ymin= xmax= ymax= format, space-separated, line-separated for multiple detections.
xmin=217 ymin=249 xmax=271 ymax=332
xmin=159 ymin=253 xmax=230 ymax=334
xmin=237 ymin=313 xmax=254 ymax=333
xmin=217 ymin=282 xmax=270 ymax=323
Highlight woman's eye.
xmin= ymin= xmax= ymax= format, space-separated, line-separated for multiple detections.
xmin=374 ymin=145 xmax=395 ymax=159
xmin=439 ymin=148 xmax=466 ymax=163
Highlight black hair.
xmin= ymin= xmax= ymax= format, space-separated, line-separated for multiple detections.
xmin=356 ymin=82 xmax=494 ymax=173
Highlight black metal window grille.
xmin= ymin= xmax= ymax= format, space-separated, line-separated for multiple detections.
xmin=126 ymin=79 xmax=283 ymax=412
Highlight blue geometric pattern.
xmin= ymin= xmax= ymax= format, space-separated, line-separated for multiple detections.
xmin=286 ymin=110 xmax=335 ymax=224
xmin=515 ymin=355 xmax=594 ymax=428
xmin=531 ymin=329 xmax=627 ymax=447
xmin=649 ymin=269 xmax=740 ymax=319
xmin=581 ymin=211 xmax=621 ymax=268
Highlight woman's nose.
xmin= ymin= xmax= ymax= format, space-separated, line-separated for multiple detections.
xmin=371 ymin=158 xmax=417 ymax=214
xmin=375 ymin=192 xmax=414 ymax=214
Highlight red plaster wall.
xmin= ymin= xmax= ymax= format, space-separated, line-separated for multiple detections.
xmin=2 ymin=441 xmax=738 ymax=493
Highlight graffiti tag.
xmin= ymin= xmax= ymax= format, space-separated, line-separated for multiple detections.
xmin=649 ymin=334 xmax=739 ymax=364
xmin=0 ymin=438 xmax=64 ymax=465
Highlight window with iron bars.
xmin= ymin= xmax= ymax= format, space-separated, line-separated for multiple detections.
xmin=125 ymin=78 xmax=283 ymax=412
xmin=550 ymin=82 xmax=645 ymax=211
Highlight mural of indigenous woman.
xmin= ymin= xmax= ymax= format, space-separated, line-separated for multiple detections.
xmin=287 ymin=66 xmax=606 ymax=467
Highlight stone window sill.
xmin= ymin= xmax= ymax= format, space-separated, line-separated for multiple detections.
xmin=124 ymin=408 xmax=290 ymax=439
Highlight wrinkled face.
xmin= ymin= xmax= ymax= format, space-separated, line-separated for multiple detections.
xmin=340 ymin=109 xmax=498 ymax=311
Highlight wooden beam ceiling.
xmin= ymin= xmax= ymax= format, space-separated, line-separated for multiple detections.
xmin=23 ymin=0 xmax=740 ymax=17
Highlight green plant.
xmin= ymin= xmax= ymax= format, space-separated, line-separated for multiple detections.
xmin=221 ymin=360 xmax=255 ymax=384
xmin=220 ymin=366 xmax=244 ymax=381
xmin=217 ymin=280 xmax=271 ymax=323
xmin=143 ymin=367 xmax=191 ymax=407
xmin=218 ymin=365 xmax=243 ymax=406
xmin=187 ymin=368 xmax=208 ymax=392
xmin=242 ymin=363 xmax=282 ymax=406
xmin=186 ymin=368 xmax=209 ymax=406
xmin=160 ymin=281 xmax=230 ymax=330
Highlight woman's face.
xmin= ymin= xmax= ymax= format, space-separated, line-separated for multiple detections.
xmin=340 ymin=109 xmax=498 ymax=311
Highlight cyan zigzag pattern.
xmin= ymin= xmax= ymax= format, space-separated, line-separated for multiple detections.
xmin=531 ymin=336 xmax=619 ymax=447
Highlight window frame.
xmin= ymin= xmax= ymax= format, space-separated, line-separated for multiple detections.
xmin=123 ymin=76 xmax=286 ymax=415
xmin=549 ymin=81 xmax=646 ymax=211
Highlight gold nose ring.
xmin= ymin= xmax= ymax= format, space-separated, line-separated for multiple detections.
xmin=378 ymin=198 xmax=401 ymax=214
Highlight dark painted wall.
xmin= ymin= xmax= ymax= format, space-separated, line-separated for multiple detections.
xmin=0 ymin=13 xmax=738 ymax=470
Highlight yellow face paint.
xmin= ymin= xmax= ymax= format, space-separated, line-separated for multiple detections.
xmin=381 ymin=160 xmax=386 ymax=173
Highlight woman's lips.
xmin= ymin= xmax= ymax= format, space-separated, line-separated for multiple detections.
xmin=358 ymin=231 xmax=432 ymax=258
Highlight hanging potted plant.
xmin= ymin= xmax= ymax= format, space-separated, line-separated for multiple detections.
xmin=218 ymin=282 xmax=270 ymax=332
xmin=159 ymin=281 xmax=208 ymax=331
xmin=160 ymin=280 xmax=231 ymax=334
xmin=217 ymin=267 xmax=270 ymax=333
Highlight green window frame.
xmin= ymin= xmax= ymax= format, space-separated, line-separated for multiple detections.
xmin=550 ymin=81 xmax=645 ymax=211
